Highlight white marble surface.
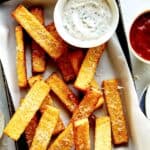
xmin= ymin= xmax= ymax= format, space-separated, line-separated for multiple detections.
xmin=119 ymin=0 xmax=150 ymax=98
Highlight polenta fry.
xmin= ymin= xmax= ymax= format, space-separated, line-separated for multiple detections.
xmin=56 ymin=51 xmax=76 ymax=82
xmin=95 ymin=117 xmax=111 ymax=150
xmin=28 ymin=75 xmax=53 ymax=113
xmin=16 ymin=25 xmax=27 ymax=88
xmin=48 ymin=123 xmax=73 ymax=150
xmin=69 ymin=49 xmax=84 ymax=75
xmin=46 ymin=72 xmax=79 ymax=113
xmin=12 ymin=5 xmax=65 ymax=59
xmin=74 ymin=44 xmax=106 ymax=91
xmin=30 ymin=106 xmax=59 ymax=150
xmin=46 ymin=24 xmax=75 ymax=82
xmin=31 ymin=7 xmax=44 ymax=24
xmin=90 ymin=79 xmax=104 ymax=110
xmin=74 ymin=118 xmax=90 ymax=150
xmin=4 ymin=81 xmax=50 ymax=140
xmin=28 ymin=75 xmax=65 ymax=135
xmin=72 ymin=88 xmax=101 ymax=122
xmin=103 ymin=79 xmax=128 ymax=144
xmin=24 ymin=113 xmax=39 ymax=147
xmin=31 ymin=7 xmax=46 ymax=73
xmin=28 ymin=75 xmax=42 ymax=87
xmin=49 ymin=88 xmax=100 ymax=150
xmin=69 ymin=50 xmax=104 ymax=109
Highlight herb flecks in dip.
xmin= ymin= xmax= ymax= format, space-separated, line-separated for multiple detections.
xmin=63 ymin=0 xmax=112 ymax=41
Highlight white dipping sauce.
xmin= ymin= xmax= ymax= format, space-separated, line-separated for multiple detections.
xmin=63 ymin=0 xmax=112 ymax=41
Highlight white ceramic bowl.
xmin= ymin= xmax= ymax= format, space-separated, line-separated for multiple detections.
xmin=128 ymin=11 xmax=150 ymax=64
xmin=54 ymin=0 xmax=119 ymax=48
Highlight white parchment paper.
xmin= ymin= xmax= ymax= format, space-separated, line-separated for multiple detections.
xmin=0 ymin=0 xmax=150 ymax=150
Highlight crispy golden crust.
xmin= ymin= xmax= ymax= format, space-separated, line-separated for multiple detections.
xmin=72 ymin=88 xmax=101 ymax=122
xmin=53 ymin=117 xmax=65 ymax=135
xmin=15 ymin=25 xmax=27 ymax=88
xmin=48 ymin=123 xmax=73 ymax=150
xmin=46 ymin=24 xmax=68 ymax=54
xmin=40 ymin=95 xmax=53 ymax=113
xmin=49 ymin=88 xmax=100 ymax=150
xmin=30 ymin=7 xmax=44 ymax=25
xmin=103 ymin=80 xmax=128 ymax=144
xmin=12 ymin=5 xmax=65 ymax=59
xmin=4 ymin=81 xmax=50 ymax=141
xmin=74 ymin=44 xmax=106 ymax=91
xmin=56 ymin=51 xmax=76 ymax=82
xmin=28 ymin=75 xmax=65 ymax=135
xmin=90 ymin=79 xmax=104 ymax=110
xmin=28 ymin=76 xmax=53 ymax=113
xmin=95 ymin=117 xmax=111 ymax=150
xmin=31 ymin=41 xmax=46 ymax=73
xmin=46 ymin=23 xmax=75 ymax=82
xmin=28 ymin=75 xmax=42 ymax=87
xmin=40 ymin=94 xmax=65 ymax=135
xmin=46 ymin=23 xmax=66 ymax=45
xmin=68 ymin=49 xmax=84 ymax=75
xmin=90 ymin=79 xmax=100 ymax=89
xmin=74 ymin=118 xmax=90 ymax=150
xmin=46 ymin=73 xmax=79 ymax=113
xmin=24 ymin=113 xmax=39 ymax=147
xmin=31 ymin=7 xmax=46 ymax=73
xmin=68 ymin=49 xmax=104 ymax=109
xmin=30 ymin=106 xmax=59 ymax=150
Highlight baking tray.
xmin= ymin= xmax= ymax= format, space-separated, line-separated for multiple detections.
xmin=0 ymin=0 xmax=150 ymax=149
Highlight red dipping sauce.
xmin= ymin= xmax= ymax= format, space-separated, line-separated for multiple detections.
xmin=130 ymin=12 xmax=150 ymax=61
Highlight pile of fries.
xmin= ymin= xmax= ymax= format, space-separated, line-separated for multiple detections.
xmin=4 ymin=5 xmax=128 ymax=150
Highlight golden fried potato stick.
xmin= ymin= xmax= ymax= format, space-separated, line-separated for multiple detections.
xmin=31 ymin=7 xmax=46 ymax=73
xmin=24 ymin=113 xmax=39 ymax=147
xmin=30 ymin=106 xmax=59 ymax=150
xmin=103 ymin=79 xmax=128 ymax=144
xmin=12 ymin=5 xmax=65 ymax=59
xmin=15 ymin=25 xmax=27 ymax=88
xmin=46 ymin=24 xmax=75 ymax=82
xmin=95 ymin=117 xmax=111 ymax=150
xmin=28 ymin=75 xmax=65 ymax=135
xmin=74 ymin=118 xmax=90 ymax=150
xmin=4 ymin=80 xmax=50 ymax=141
xmin=74 ymin=44 xmax=106 ymax=91
xmin=46 ymin=72 xmax=79 ymax=113
xmin=49 ymin=88 xmax=100 ymax=150
xmin=68 ymin=49 xmax=84 ymax=75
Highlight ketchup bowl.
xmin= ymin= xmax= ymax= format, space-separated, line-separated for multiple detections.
xmin=129 ymin=11 xmax=150 ymax=64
